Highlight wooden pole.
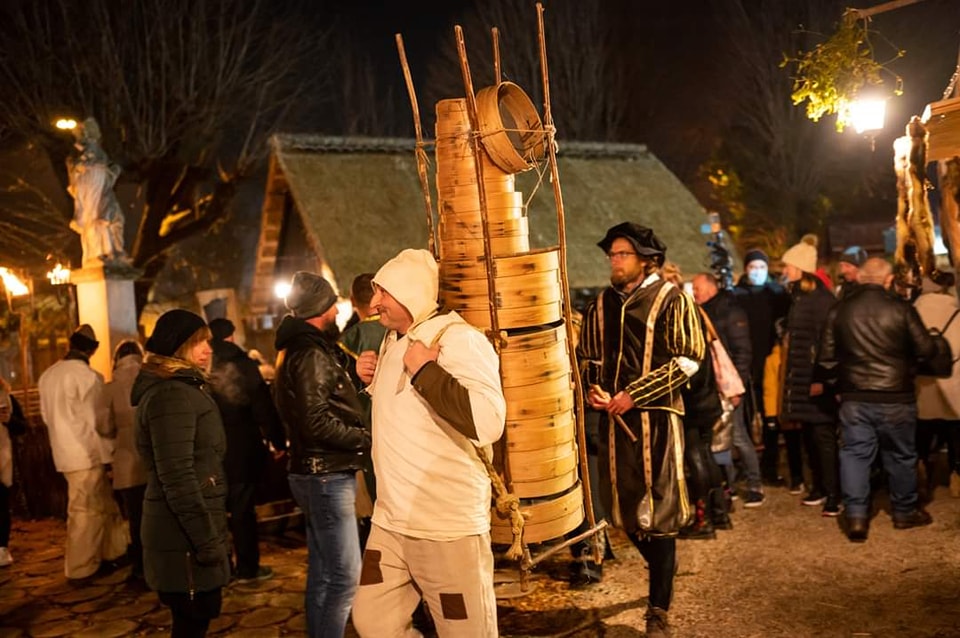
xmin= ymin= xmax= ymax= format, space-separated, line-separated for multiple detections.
xmin=454 ymin=26 xmax=503 ymax=352
xmin=492 ymin=28 xmax=502 ymax=85
xmin=535 ymin=2 xmax=599 ymax=563
xmin=849 ymin=0 xmax=930 ymax=19
xmin=395 ymin=33 xmax=438 ymax=259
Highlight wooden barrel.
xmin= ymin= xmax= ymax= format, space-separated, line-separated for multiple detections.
xmin=436 ymin=98 xmax=471 ymax=137
xmin=439 ymin=202 xmax=525 ymax=223
xmin=438 ymin=235 xmax=529 ymax=259
xmin=456 ymin=302 xmax=563 ymax=332
xmin=440 ymin=248 xmax=559 ymax=282
xmin=438 ymin=215 xmax=528 ymax=241
xmin=476 ymin=82 xmax=546 ymax=174
xmin=437 ymin=181 xmax=518 ymax=205
xmin=491 ymin=481 xmax=583 ymax=544
xmin=504 ymin=410 xmax=576 ymax=452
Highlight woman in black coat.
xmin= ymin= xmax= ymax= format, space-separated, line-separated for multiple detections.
xmin=779 ymin=236 xmax=841 ymax=515
xmin=133 ymin=310 xmax=229 ymax=638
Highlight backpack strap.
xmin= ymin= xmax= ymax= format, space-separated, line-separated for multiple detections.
xmin=942 ymin=308 xmax=960 ymax=333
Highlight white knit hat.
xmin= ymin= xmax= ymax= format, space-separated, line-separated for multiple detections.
xmin=373 ymin=249 xmax=439 ymax=325
xmin=781 ymin=234 xmax=819 ymax=274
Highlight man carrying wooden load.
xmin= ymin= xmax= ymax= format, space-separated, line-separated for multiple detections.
xmin=352 ymin=248 xmax=506 ymax=637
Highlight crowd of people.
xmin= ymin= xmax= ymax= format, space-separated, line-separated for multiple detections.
xmin=1 ymin=223 xmax=956 ymax=638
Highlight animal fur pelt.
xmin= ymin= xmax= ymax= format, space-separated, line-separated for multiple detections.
xmin=893 ymin=116 xmax=951 ymax=293
xmin=941 ymin=156 xmax=960 ymax=294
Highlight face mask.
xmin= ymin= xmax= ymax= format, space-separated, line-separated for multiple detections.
xmin=747 ymin=269 xmax=767 ymax=286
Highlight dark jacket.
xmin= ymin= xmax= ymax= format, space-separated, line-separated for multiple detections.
xmin=272 ymin=316 xmax=370 ymax=475
xmin=817 ymin=284 xmax=938 ymax=402
xmin=734 ymin=276 xmax=790 ymax=382
xmin=208 ymin=339 xmax=286 ymax=484
xmin=132 ymin=356 xmax=230 ymax=594
xmin=781 ymin=277 xmax=837 ymax=424
xmin=702 ymin=290 xmax=752 ymax=384
xmin=680 ymin=323 xmax=723 ymax=436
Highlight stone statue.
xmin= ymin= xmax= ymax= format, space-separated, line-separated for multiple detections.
xmin=66 ymin=118 xmax=128 ymax=267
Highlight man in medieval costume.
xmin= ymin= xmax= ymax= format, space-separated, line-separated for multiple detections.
xmin=577 ymin=222 xmax=705 ymax=638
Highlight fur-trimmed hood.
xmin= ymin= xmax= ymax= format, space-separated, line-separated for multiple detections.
xmin=131 ymin=354 xmax=207 ymax=406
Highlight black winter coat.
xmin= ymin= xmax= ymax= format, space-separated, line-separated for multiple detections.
xmin=272 ymin=316 xmax=370 ymax=475
xmin=132 ymin=357 xmax=230 ymax=594
xmin=817 ymin=284 xmax=938 ymax=400
xmin=209 ymin=340 xmax=286 ymax=484
xmin=781 ymin=278 xmax=837 ymax=424
xmin=734 ymin=276 xmax=790 ymax=382
xmin=702 ymin=291 xmax=753 ymax=384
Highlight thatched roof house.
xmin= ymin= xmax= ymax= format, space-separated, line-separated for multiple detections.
xmin=250 ymin=135 xmax=713 ymax=315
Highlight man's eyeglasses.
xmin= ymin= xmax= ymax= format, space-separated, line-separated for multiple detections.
xmin=606 ymin=251 xmax=637 ymax=261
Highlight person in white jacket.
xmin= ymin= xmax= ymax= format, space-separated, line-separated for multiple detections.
xmin=351 ymin=249 xmax=506 ymax=637
xmin=914 ymin=280 xmax=960 ymax=499
xmin=38 ymin=324 xmax=128 ymax=583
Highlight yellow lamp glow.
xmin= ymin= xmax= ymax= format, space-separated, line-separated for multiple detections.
xmin=274 ymin=281 xmax=292 ymax=300
xmin=55 ymin=118 xmax=78 ymax=130
xmin=845 ymin=98 xmax=887 ymax=134
xmin=0 ymin=268 xmax=29 ymax=297
xmin=47 ymin=263 xmax=71 ymax=286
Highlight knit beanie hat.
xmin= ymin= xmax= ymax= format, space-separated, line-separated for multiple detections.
xmin=373 ymin=249 xmax=439 ymax=325
xmin=781 ymin=234 xmax=819 ymax=274
xmin=69 ymin=324 xmax=99 ymax=352
xmin=285 ymin=272 xmax=338 ymax=319
xmin=146 ymin=309 xmax=207 ymax=357
xmin=839 ymin=245 xmax=868 ymax=267
xmin=743 ymin=248 xmax=769 ymax=266
xmin=208 ymin=318 xmax=235 ymax=342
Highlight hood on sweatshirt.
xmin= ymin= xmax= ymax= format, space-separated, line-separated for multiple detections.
xmin=373 ymin=248 xmax=439 ymax=327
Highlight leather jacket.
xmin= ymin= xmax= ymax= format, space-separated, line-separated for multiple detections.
xmin=272 ymin=316 xmax=370 ymax=474
xmin=817 ymin=284 xmax=937 ymax=401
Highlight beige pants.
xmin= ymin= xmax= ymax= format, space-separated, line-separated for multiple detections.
xmin=352 ymin=524 xmax=497 ymax=637
xmin=63 ymin=467 xmax=129 ymax=579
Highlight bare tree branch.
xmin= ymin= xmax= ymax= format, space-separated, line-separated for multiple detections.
xmin=0 ymin=0 xmax=332 ymax=306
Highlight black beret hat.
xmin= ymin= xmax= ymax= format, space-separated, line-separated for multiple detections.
xmin=208 ymin=317 xmax=235 ymax=342
xmin=146 ymin=309 xmax=207 ymax=357
xmin=597 ymin=222 xmax=667 ymax=265
xmin=285 ymin=272 xmax=337 ymax=319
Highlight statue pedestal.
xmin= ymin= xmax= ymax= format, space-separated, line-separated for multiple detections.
xmin=71 ymin=262 xmax=142 ymax=381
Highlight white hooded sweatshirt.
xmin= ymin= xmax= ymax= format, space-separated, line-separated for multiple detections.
xmin=369 ymin=249 xmax=506 ymax=540
xmin=38 ymin=357 xmax=108 ymax=473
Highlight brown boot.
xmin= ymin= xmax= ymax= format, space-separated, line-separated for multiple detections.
xmin=645 ymin=606 xmax=671 ymax=638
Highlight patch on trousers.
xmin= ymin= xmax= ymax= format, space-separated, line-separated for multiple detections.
xmin=439 ymin=592 xmax=468 ymax=620
xmin=359 ymin=550 xmax=383 ymax=585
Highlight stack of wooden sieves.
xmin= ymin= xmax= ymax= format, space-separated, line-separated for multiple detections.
xmin=434 ymin=89 xmax=582 ymax=544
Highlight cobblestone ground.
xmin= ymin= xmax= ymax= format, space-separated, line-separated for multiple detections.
xmin=1 ymin=481 xmax=959 ymax=637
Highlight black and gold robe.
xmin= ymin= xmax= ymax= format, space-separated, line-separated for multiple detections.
xmin=577 ymin=276 xmax=705 ymax=536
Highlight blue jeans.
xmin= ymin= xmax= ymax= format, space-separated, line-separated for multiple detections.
xmin=727 ymin=402 xmax=762 ymax=491
xmin=839 ymin=401 xmax=918 ymax=519
xmin=288 ymin=471 xmax=361 ymax=638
